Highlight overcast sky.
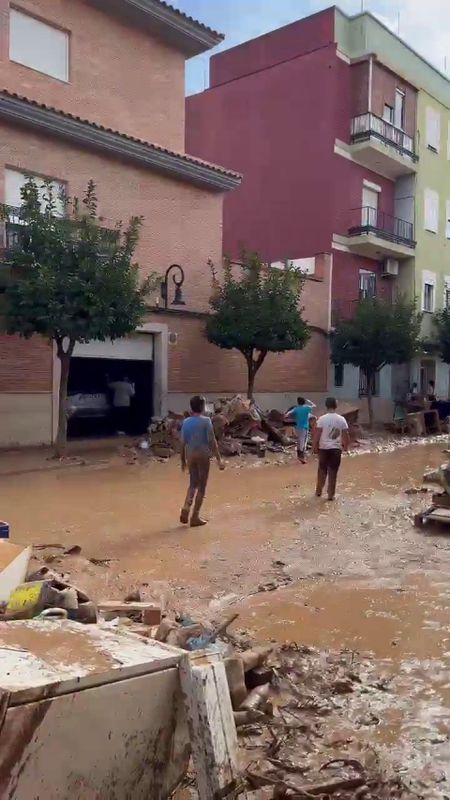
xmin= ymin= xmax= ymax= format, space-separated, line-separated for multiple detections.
xmin=169 ymin=0 xmax=450 ymax=95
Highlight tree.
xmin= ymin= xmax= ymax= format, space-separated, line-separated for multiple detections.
xmin=331 ymin=296 xmax=422 ymax=428
xmin=433 ymin=308 xmax=450 ymax=364
xmin=206 ymin=252 xmax=310 ymax=399
xmin=2 ymin=178 xmax=156 ymax=455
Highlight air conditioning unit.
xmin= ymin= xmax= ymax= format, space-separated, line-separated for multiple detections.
xmin=382 ymin=258 xmax=399 ymax=277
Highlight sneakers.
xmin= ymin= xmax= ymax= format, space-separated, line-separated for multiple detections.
xmin=180 ymin=509 xmax=189 ymax=524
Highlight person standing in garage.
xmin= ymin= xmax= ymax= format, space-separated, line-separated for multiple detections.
xmin=107 ymin=376 xmax=135 ymax=435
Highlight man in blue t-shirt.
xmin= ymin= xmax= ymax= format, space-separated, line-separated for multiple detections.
xmin=180 ymin=395 xmax=224 ymax=527
xmin=285 ymin=397 xmax=314 ymax=463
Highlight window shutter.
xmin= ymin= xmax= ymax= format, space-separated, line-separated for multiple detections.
xmin=424 ymin=189 xmax=439 ymax=233
xmin=426 ymin=107 xmax=441 ymax=151
xmin=10 ymin=9 xmax=69 ymax=82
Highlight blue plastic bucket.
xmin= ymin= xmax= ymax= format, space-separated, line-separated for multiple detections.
xmin=0 ymin=522 xmax=9 ymax=539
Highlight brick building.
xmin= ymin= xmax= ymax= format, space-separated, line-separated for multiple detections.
xmin=0 ymin=0 xmax=245 ymax=446
xmin=0 ymin=0 xmax=336 ymax=447
xmin=187 ymin=6 xmax=450 ymax=419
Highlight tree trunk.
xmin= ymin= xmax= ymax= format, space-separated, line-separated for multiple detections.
xmin=366 ymin=375 xmax=374 ymax=430
xmin=55 ymin=340 xmax=75 ymax=458
xmin=245 ymin=350 xmax=267 ymax=400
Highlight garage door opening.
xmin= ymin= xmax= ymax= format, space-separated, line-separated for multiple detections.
xmin=67 ymin=336 xmax=154 ymax=439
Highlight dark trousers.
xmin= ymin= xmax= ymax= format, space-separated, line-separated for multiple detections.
xmin=316 ymin=448 xmax=342 ymax=500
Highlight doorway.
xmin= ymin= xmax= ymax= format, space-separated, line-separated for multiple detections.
xmin=420 ymin=359 xmax=436 ymax=397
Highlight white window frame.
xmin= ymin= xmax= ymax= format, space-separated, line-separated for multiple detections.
xmin=5 ymin=168 xmax=66 ymax=217
xmin=426 ymin=106 xmax=441 ymax=152
xmin=9 ymin=9 xmax=69 ymax=82
xmin=422 ymin=270 xmax=436 ymax=313
xmin=424 ymin=189 xmax=439 ymax=234
xmin=359 ymin=269 xmax=376 ymax=300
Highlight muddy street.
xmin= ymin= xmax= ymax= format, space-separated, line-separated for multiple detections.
xmin=2 ymin=441 xmax=450 ymax=794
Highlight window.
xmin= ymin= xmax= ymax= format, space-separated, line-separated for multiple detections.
xmin=383 ymin=104 xmax=394 ymax=125
xmin=359 ymin=369 xmax=379 ymax=397
xmin=424 ymin=189 xmax=439 ymax=233
xmin=426 ymin=106 xmax=441 ymax=152
xmin=422 ymin=271 xmax=436 ymax=313
xmin=359 ymin=270 xmax=376 ymax=299
xmin=334 ymin=364 xmax=344 ymax=388
xmin=423 ymin=283 xmax=434 ymax=312
xmin=5 ymin=168 xmax=65 ymax=217
xmin=9 ymin=9 xmax=69 ymax=82
xmin=361 ymin=186 xmax=379 ymax=227
xmin=394 ymin=89 xmax=405 ymax=129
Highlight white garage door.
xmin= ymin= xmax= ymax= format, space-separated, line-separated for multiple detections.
xmin=73 ymin=335 xmax=153 ymax=361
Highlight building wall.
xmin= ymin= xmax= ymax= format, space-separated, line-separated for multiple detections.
xmin=210 ymin=7 xmax=335 ymax=88
xmin=0 ymin=122 xmax=331 ymax=444
xmin=187 ymin=44 xmax=395 ymax=267
xmin=332 ymin=250 xmax=393 ymax=321
xmin=350 ymin=59 xmax=417 ymax=139
xmin=0 ymin=334 xmax=53 ymax=446
xmin=0 ymin=0 xmax=186 ymax=149
xmin=414 ymin=90 xmax=450 ymax=314
xmin=335 ymin=8 xmax=450 ymax=109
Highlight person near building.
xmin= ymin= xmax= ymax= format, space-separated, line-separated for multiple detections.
xmin=180 ymin=395 xmax=224 ymax=527
xmin=107 ymin=376 xmax=135 ymax=434
xmin=312 ymin=397 xmax=350 ymax=502
xmin=427 ymin=380 xmax=437 ymax=402
xmin=285 ymin=397 xmax=315 ymax=463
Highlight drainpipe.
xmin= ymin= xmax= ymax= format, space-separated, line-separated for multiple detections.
xmin=368 ymin=55 xmax=373 ymax=116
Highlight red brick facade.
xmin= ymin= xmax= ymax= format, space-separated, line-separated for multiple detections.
xmin=0 ymin=0 xmax=186 ymax=149
xmin=0 ymin=334 xmax=52 ymax=391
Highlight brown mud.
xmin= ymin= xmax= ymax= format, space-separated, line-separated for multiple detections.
xmin=1 ymin=442 xmax=450 ymax=793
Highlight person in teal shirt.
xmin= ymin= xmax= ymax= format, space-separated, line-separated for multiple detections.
xmin=285 ymin=397 xmax=313 ymax=463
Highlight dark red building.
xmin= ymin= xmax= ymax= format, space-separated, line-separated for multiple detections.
xmin=186 ymin=6 xmax=418 ymax=402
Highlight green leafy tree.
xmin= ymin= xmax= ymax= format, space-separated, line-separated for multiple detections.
xmin=206 ymin=252 xmax=310 ymax=399
xmin=331 ymin=296 xmax=422 ymax=428
xmin=433 ymin=308 xmax=450 ymax=364
xmin=2 ymin=178 xmax=156 ymax=455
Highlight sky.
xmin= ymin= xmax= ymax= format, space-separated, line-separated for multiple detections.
xmin=168 ymin=0 xmax=450 ymax=95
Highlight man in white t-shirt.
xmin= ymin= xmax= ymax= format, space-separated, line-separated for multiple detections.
xmin=312 ymin=397 xmax=350 ymax=501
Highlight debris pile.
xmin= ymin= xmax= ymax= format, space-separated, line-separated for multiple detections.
xmin=148 ymin=395 xmax=298 ymax=460
xmin=175 ymin=633 xmax=414 ymax=799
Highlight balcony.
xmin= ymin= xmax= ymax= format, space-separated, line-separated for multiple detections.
xmin=343 ymin=207 xmax=416 ymax=260
xmin=0 ymin=207 xmax=119 ymax=291
xmin=350 ymin=113 xmax=418 ymax=178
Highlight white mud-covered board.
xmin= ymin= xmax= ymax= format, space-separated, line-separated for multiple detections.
xmin=0 ymin=619 xmax=184 ymax=704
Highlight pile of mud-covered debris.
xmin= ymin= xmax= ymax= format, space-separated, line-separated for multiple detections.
xmin=174 ymin=633 xmax=415 ymax=800
xmin=0 ymin=542 xmax=421 ymax=799
xmin=148 ymin=395 xmax=298 ymax=460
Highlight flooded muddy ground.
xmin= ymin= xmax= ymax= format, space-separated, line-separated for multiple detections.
xmin=1 ymin=441 xmax=450 ymax=794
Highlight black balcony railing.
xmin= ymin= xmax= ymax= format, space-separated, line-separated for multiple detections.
xmin=0 ymin=206 xmax=120 ymax=257
xmin=349 ymin=207 xmax=415 ymax=248
xmin=351 ymin=113 xmax=418 ymax=161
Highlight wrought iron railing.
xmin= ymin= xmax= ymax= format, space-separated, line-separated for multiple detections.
xmin=0 ymin=207 xmax=119 ymax=256
xmin=351 ymin=112 xmax=417 ymax=161
xmin=349 ymin=206 xmax=415 ymax=248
